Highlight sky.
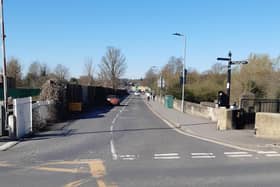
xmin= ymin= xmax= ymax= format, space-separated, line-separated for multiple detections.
xmin=2 ymin=0 xmax=280 ymax=79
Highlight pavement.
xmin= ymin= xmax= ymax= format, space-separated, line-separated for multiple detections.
xmin=0 ymin=135 xmax=18 ymax=151
xmin=146 ymin=98 xmax=280 ymax=153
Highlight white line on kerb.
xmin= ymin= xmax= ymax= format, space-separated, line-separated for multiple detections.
xmin=258 ymin=151 xmax=278 ymax=154
xmin=154 ymin=156 xmax=180 ymax=160
xmin=154 ymin=153 xmax=179 ymax=157
xmin=110 ymin=125 xmax=113 ymax=135
xmin=224 ymin=152 xmax=248 ymax=155
xmin=191 ymin=153 xmax=214 ymax=156
xmin=227 ymin=154 xmax=253 ymax=158
xmin=110 ymin=140 xmax=118 ymax=160
xmin=192 ymin=156 xmax=216 ymax=159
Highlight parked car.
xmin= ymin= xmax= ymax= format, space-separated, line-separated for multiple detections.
xmin=134 ymin=91 xmax=141 ymax=96
xmin=107 ymin=95 xmax=120 ymax=105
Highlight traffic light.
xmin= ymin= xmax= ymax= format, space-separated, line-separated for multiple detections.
xmin=180 ymin=69 xmax=187 ymax=86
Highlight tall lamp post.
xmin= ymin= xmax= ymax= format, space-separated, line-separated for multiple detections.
xmin=0 ymin=0 xmax=8 ymax=130
xmin=173 ymin=33 xmax=186 ymax=112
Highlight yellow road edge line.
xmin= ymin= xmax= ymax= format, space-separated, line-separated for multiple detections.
xmin=88 ymin=160 xmax=106 ymax=178
xmin=42 ymin=159 xmax=101 ymax=166
xmin=64 ymin=178 xmax=92 ymax=187
xmin=34 ymin=166 xmax=84 ymax=174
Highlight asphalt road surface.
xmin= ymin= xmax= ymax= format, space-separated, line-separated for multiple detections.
xmin=1 ymin=94 xmax=280 ymax=187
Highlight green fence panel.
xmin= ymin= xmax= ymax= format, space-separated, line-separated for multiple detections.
xmin=0 ymin=88 xmax=41 ymax=100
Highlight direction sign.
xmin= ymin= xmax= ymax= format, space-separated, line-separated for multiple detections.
xmin=217 ymin=57 xmax=231 ymax=61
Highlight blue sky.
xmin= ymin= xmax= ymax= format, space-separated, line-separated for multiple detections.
xmin=3 ymin=0 xmax=280 ymax=79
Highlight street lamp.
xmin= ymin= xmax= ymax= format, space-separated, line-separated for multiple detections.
xmin=173 ymin=33 xmax=186 ymax=112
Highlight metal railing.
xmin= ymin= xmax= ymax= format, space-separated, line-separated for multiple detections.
xmin=240 ymin=99 xmax=280 ymax=113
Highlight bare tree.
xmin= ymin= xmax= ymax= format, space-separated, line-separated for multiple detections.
xmin=99 ymin=47 xmax=127 ymax=89
xmin=24 ymin=61 xmax=51 ymax=88
xmin=143 ymin=67 xmax=158 ymax=89
xmin=83 ymin=57 xmax=94 ymax=85
xmin=6 ymin=57 xmax=22 ymax=86
xmin=54 ymin=64 xmax=69 ymax=81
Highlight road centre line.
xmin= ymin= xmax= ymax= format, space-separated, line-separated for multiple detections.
xmin=112 ymin=113 xmax=119 ymax=124
xmin=191 ymin=153 xmax=214 ymax=156
xmin=226 ymin=154 xmax=253 ymax=158
xmin=119 ymin=155 xmax=136 ymax=158
xmin=121 ymin=157 xmax=136 ymax=161
xmin=110 ymin=140 xmax=118 ymax=160
xmin=192 ymin=155 xmax=216 ymax=159
xmin=154 ymin=156 xmax=180 ymax=160
xmin=224 ymin=152 xmax=248 ymax=155
xmin=154 ymin=153 xmax=179 ymax=157
xmin=258 ymin=151 xmax=278 ymax=154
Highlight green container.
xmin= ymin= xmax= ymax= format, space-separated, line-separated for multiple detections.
xmin=164 ymin=95 xmax=174 ymax=109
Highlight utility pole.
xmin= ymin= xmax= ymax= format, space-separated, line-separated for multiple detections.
xmin=0 ymin=0 xmax=8 ymax=129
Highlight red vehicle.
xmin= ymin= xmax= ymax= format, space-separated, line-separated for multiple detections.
xmin=107 ymin=95 xmax=120 ymax=106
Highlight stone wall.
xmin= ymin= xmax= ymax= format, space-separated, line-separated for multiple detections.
xmin=255 ymin=113 xmax=280 ymax=139
xmin=173 ymin=99 xmax=219 ymax=121
xmin=32 ymin=100 xmax=54 ymax=131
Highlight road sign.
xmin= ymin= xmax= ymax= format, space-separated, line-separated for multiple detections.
xmin=217 ymin=57 xmax=231 ymax=61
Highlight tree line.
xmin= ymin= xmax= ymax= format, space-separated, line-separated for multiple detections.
xmin=3 ymin=46 xmax=127 ymax=89
xmin=144 ymin=54 xmax=280 ymax=104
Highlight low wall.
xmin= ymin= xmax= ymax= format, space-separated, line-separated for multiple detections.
xmin=32 ymin=100 xmax=54 ymax=131
xmin=173 ymin=99 xmax=219 ymax=121
xmin=156 ymin=96 xmax=234 ymax=131
xmin=255 ymin=113 xmax=280 ymax=138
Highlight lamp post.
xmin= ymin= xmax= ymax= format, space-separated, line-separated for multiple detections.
xmin=0 ymin=0 xmax=8 ymax=130
xmin=173 ymin=33 xmax=186 ymax=112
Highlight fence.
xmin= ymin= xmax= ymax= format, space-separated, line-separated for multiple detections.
xmin=237 ymin=98 xmax=280 ymax=129
xmin=12 ymin=97 xmax=32 ymax=139
xmin=240 ymin=99 xmax=280 ymax=113
xmin=0 ymin=88 xmax=40 ymax=100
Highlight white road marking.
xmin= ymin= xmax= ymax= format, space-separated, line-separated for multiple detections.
xmin=224 ymin=152 xmax=248 ymax=155
xmin=154 ymin=153 xmax=179 ymax=157
xmin=258 ymin=151 xmax=278 ymax=154
xmin=110 ymin=125 xmax=113 ymax=135
xmin=154 ymin=156 xmax=180 ymax=160
xmin=265 ymin=154 xmax=280 ymax=157
xmin=227 ymin=154 xmax=253 ymax=158
xmin=191 ymin=153 xmax=214 ymax=156
xmin=119 ymin=155 xmax=136 ymax=158
xmin=121 ymin=157 xmax=136 ymax=161
xmin=192 ymin=155 xmax=216 ymax=159
xmin=110 ymin=140 xmax=118 ymax=160
xmin=112 ymin=113 xmax=119 ymax=124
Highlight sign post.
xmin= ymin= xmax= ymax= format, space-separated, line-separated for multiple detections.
xmin=217 ymin=51 xmax=248 ymax=108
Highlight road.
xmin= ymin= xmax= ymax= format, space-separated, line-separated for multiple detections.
xmin=0 ymin=94 xmax=280 ymax=186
